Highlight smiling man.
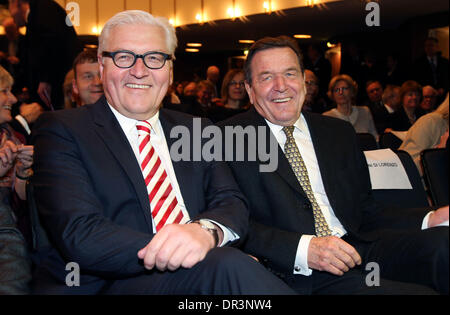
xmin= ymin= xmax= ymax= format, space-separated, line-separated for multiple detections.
xmin=30 ymin=11 xmax=294 ymax=295
xmin=72 ymin=50 xmax=104 ymax=107
xmin=218 ymin=36 xmax=449 ymax=295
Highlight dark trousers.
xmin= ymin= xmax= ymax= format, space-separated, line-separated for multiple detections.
xmin=289 ymin=227 xmax=448 ymax=295
xmin=102 ymin=247 xmax=296 ymax=295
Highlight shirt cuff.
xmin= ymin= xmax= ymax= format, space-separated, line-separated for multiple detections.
xmin=294 ymin=234 xmax=314 ymax=276
xmin=422 ymin=211 xmax=434 ymax=230
xmin=15 ymin=115 xmax=31 ymax=135
xmin=207 ymin=219 xmax=239 ymax=247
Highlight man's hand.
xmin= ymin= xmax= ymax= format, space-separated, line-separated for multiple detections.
xmin=20 ymin=102 xmax=44 ymax=124
xmin=308 ymin=236 xmax=362 ymax=276
xmin=428 ymin=206 xmax=449 ymax=228
xmin=137 ymin=223 xmax=216 ymax=272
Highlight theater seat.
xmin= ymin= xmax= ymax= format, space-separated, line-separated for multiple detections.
xmin=421 ymin=148 xmax=449 ymax=208
xmin=379 ymin=132 xmax=402 ymax=150
xmin=371 ymin=150 xmax=429 ymax=209
xmin=356 ymin=133 xmax=378 ymax=151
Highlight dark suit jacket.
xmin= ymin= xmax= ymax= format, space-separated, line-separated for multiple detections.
xmin=388 ymin=106 xmax=426 ymax=131
xmin=22 ymin=0 xmax=82 ymax=108
xmin=30 ymin=96 xmax=248 ymax=294
xmin=218 ymin=108 xmax=429 ymax=287
xmin=413 ymin=54 xmax=449 ymax=91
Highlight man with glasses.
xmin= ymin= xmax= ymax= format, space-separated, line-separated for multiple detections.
xmin=30 ymin=10 xmax=295 ymax=295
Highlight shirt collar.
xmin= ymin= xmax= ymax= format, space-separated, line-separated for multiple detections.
xmin=264 ymin=113 xmax=308 ymax=135
xmin=107 ymin=102 xmax=160 ymax=136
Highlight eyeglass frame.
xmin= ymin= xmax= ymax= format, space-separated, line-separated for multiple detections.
xmin=228 ymin=80 xmax=245 ymax=87
xmin=102 ymin=50 xmax=172 ymax=70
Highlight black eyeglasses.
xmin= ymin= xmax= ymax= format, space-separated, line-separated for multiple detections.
xmin=102 ymin=50 xmax=172 ymax=69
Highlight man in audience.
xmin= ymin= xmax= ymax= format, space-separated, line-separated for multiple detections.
xmin=420 ymin=85 xmax=439 ymax=113
xmin=365 ymin=80 xmax=390 ymax=134
xmin=30 ymin=10 xmax=294 ymax=295
xmin=206 ymin=65 xmax=220 ymax=98
xmin=219 ymin=35 xmax=449 ymax=295
xmin=304 ymin=44 xmax=331 ymax=98
xmin=9 ymin=101 xmax=43 ymax=144
xmin=8 ymin=0 xmax=83 ymax=110
xmin=302 ymin=69 xmax=329 ymax=114
xmin=72 ymin=50 xmax=103 ymax=107
xmin=413 ymin=37 xmax=449 ymax=99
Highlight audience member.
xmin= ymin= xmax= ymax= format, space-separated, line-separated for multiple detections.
xmin=182 ymin=81 xmax=196 ymax=98
xmin=420 ymin=85 xmax=438 ymax=113
xmin=0 ymin=65 xmax=34 ymax=246
xmin=8 ymin=101 xmax=43 ymax=144
xmin=206 ymin=65 xmax=220 ymax=98
xmin=30 ymin=10 xmax=295 ymax=295
xmin=208 ymin=69 xmax=249 ymax=122
xmin=72 ymin=50 xmax=103 ymax=107
xmin=0 ymin=17 xmax=23 ymax=90
xmin=388 ymin=80 xmax=426 ymax=131
xmin=302 ymin=69 xmax=329 ymax=114
xmin=413 ymin=37 xmax=449 ymax=98
xmin=0 ymin=192 xmax=31 ymax=294
xmin=8 ymin=0 xmax=83 ymax=110
xmin=63 ymin=69 xmax=75 ymax=109
xmin=399 ymin=93 xmax=449 ymax=175
xmin=323 ymin=74 xmax=378 ymax=140
xmin=219 ymin=35 xmax=448 ymax=295
xmin=383 ymin=53 xmax=406 ymax=86
xmin=304 ymin=44 xmax=331 ymax=97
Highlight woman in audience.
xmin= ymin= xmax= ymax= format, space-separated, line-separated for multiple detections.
xmin=388 ymin=80 xmax=426 ymax=131
xmin=0 ymin=65 xmax=32 ymax=294
xmin=323 ymin=74 xmax=378 ymax=140
xmin=209 ymin=69 xmax=250 ymax=122
xmin=399 ymin=93 xmax=449 ymax=175
xmin=0 ymin=65 xmax=33 ymax=245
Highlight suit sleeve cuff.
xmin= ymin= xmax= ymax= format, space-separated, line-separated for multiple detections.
xmin=294 ymin=234 xmax=314 ymax=276
xmin=206 ymin=220 xmax=239 ymax=247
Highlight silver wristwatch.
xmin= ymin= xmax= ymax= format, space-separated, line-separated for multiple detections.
xmin=193 ymin=219 xmax=219 ymax=247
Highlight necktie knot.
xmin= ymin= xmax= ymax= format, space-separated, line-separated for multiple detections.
xmin=282 ymin=126 xmax=295 ymax=139
xmin=136 ymin=120 xmax=152 ymax=136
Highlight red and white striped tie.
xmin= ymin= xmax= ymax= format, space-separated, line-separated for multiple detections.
xmin=136 ymin=120 xmax=187 ymax=231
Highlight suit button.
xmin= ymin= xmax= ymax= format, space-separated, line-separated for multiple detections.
xmin=294 ymin=265 xmax=301 ymax=272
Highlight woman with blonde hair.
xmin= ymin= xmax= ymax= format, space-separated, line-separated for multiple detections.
xmin=399 ymin=93 xmax=449 ymax=175
xmin=323 ymin=74 xmax=378 ymax=140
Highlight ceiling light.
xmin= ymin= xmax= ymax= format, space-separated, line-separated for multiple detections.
xmin=187 ymin=43 xmax=202 ymax=47
xmin=185 ymin=48 xmax=200 ymax=53
xmin=294 ymin=34 xmax=312 ymax=39
xmin=239 ymin=40 xmax=255 ymax=44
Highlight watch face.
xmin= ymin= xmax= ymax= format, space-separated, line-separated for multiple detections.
xmin=199 ymin=219 xmax=215 ymax=230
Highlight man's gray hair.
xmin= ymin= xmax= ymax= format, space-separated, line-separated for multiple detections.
xmin=98 ymin=10 xmax=177 ymax=58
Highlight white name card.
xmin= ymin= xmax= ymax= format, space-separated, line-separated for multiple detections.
xmin=364 ymin=149 xmax=412 ymax=190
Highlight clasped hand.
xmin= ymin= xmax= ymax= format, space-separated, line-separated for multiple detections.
xmin=0 ymin=138 xmax=34 ymax=177
xmin=308 ymin=236 xmax=362 ymax=276
xmin=137 ymin=223 xmax=216 ymax=272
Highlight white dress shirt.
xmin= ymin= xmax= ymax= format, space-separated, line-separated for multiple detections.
xmin=108 ymin=104 xmax=238 ymax=246
xmin=266 ymin=114 xmax=434 ymax=276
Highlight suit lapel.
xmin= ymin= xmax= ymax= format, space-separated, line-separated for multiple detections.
xmin=245 ymin=108 xmax=307 ymax=198
xmin=303 ymin=113 xmax=338 ymax=202
xmin=90 ymin=97 xmax=153 ymax=228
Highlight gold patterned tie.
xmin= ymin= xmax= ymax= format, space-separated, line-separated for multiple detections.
xmin=282 ymin=126 xmax=332 ymax=237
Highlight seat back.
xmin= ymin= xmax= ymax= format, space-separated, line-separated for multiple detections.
xmin=371 ymin=150 xmax=429 ymax=208
xmin=421 ymin=148 xmax=449 ymax=208
xmin=379 ymin=132 xmax=402 ymax=150
xmin=356 ymin=133 xmax=378 ymax=151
